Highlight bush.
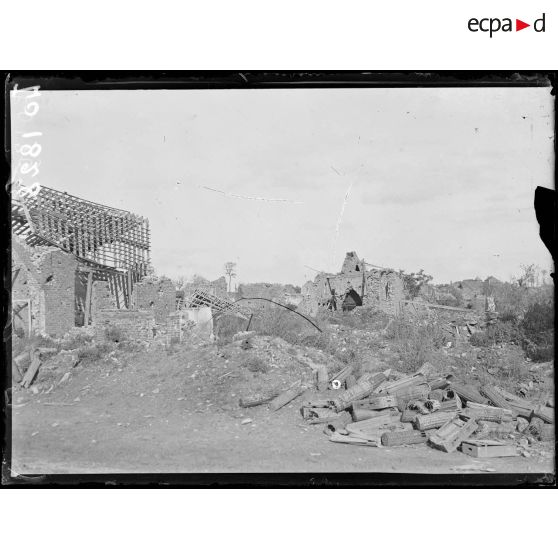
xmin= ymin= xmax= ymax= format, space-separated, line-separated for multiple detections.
xmin=522 ymin=300 xmax=553 ymax=337
xmin=384 ymin=315 xmax=447 ymax=374
xmin=12 ymin=333 xmax=60 ymax=357
xmin=469 ymin=331 xmax=491 ymax=347
xmin=242 ymin=355 xmax=269 ymax=374
xmin=523 ymin=340 xmax=553 ymax=362
xmin=470 ymin=321 xmax=523 ymax=347
xmin=216 ymin=314 xmax=248 ymax=344
xmin=76 ymin=342 xmax=112 ymax=362
xmin=297 ymin=332 xmax=331 ymax=351
xmin=165 ymin=335 xmax=181 ymax=354
xmin=499 ymin=349 xmax=529 ymax=381
xmin=521 ymin=298 xmax=553 ymax=362
xmin=491 ymin=282 xmax=530 ymax=321
xmin=104 ymin=325 xmax=126 ymax=343
xmin=60 ymin=329 xmax=94 ymax=350
xmin=250 ymin=304 xmax=322 ymax=344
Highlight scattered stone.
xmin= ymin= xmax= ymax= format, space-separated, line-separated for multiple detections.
xmin=516 ymin=417 xmax=529 ymax=433
xmin=241 ymin=418 xmax=253 ymax=425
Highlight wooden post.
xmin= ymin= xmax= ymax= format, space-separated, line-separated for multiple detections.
xmin=113 ymin=274 xmax=120 ymax=309
xmin=127 ymin=269 xmax=133 ymax=309
xmin=84 ymin=271 xmax=93 ymax=325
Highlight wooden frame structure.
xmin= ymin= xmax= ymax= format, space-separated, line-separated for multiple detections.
xmin=12 ymin=299 xmax=32 ymax=336
xmin=12 ymin=185 xmax=151 ymax=318
xmin=13 ymin=185 xmax=150 ymax=274
xmin=187 ymin=289 xmax=251 ymax=320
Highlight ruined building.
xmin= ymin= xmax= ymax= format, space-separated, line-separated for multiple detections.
xmin=12 ymin=185 xmax=153 ymax=338
xmin=11 ymin=185 xmax=231 ymax=344
xmin=299 ymin=251 xmax=404 ymax=316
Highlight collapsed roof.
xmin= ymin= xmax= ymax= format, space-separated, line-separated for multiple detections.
xmin=12 ymin=185 xmax=150 ymax=275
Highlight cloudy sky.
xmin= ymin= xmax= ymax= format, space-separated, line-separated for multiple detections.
xmin=11 ymin=86 xmax=554 ymax=286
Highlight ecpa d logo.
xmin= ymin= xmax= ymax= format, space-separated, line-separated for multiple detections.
xmin=468 ymin=13 xmax=545 ymax=37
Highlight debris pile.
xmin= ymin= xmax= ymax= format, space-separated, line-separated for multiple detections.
xmin=281 ymin=360 xmax=555 ymax=457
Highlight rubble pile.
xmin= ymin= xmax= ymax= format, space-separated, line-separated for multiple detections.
xmin=273 ymin=360 xmax=555 ymax=458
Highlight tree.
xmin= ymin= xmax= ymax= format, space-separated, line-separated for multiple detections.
xmin=398 ymin=269 xmax=433 ymax=299
xmin=174 ymin=275 xmax=189 ymax=289
xmin=518 ymin=264 xmax=537 ymax=288
xmin=224 ymin=262 xmax=237 ymax=293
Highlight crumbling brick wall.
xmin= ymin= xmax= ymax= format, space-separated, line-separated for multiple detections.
xmin=133 ymin=276 xmax=176 ymax=323
xmin=182 ymin=276 xmax=228 ymax=299
xmin=363 ymin=269 xmax=404 ymax=315
xmin=12 ymin=236 xmax=77 ymax=337
xmin=341 ymin=251 xmax=363 ymax=274
xmin=93 ymin=309 xmax=156 ymax=343
xmin=299 ymin=256 xmax=404 ymax=316
xmin=91 ymin=280 xmax=117 ymax=323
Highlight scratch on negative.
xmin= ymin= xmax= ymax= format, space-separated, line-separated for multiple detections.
xmin=333 ymin=183 xmax=352 ymax=245
xmin=330 ymin=164 xmax=363 ymax=267
xmin=201 ymin=186 xmax=303 ymax=204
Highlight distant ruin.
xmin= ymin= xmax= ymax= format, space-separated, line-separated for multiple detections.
xmin=299 ymin=251 xmax=404 ymax=316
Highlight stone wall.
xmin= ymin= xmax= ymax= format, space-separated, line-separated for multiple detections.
xmin=93 ymin=309 xmax=156 ymax=343
xmin=299 ymin=264 xmax=404 ymax=317
xmin=133 ymin=277 xmax=176 ymax=323
xmin=182 ymin=276 xmax=228 ymax=299
xmin=12 ymin=236 xmax=77 ymax=337
xmin=91 ymin=280 xmax=116 ymax=323
xmin=341 ymin=251 xmax=363 ymax=274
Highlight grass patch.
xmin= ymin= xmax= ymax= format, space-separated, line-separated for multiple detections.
xmin=12 ymin=333 xmax=60 ymax=357
xmin=384 ymin=314 xmax=448 ymax=374
xmin=104 ymin=325 xmax=127 ymax=344
xmin=215 ymin=314 xmax=249 ymax=345
xmin=241 ymin=354 xmax=269 ymax=374
xmin=76 ymin=342 xmax=112 ymax=363
xmin=248 ymin=304 xmax=328 ymax=347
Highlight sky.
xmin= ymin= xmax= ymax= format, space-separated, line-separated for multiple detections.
xmin=11 ymin=87 xmax=554 ymax=286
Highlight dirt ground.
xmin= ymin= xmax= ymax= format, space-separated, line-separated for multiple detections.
xmin=9 ymin=335 xmax=555 ymax=477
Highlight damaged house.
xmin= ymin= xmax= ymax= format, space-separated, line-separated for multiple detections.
xmin=12 ymin=185 xmax=244 ymax=344
xmin=12 ymin=185 xmax=156 ymax=339
xmin=299 ymin=251 xmax=404 ymax=316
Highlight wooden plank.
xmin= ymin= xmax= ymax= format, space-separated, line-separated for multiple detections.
xmin=21 ymin=357 xmax=41 ymax=388
xmin=461 ymin=440 xmax=519 ymax=458
xmin=127 ymin=269 xmax=133 ymax=309
xmin=329 ymin=432 xmax=380 ymax=446
xmin=84 ymin=271 xmax=93 ymax=325
xmin=12 ymin=266 xmax=21 ymax=285
xmin=401 ymin=300 xmax=475 ymax=313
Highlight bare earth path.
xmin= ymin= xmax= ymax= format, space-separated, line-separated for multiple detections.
xmin=8 ymin=337 xmax=554 ymax=481
xmin=11 ymin=397 xmax=554 ymax=477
